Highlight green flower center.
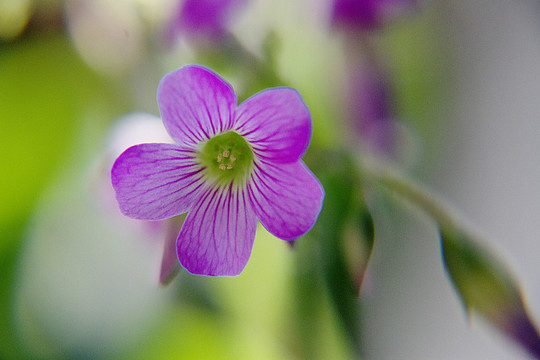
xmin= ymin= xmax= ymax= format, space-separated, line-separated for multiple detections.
xmin=199 ymin=131 xmax=254 ymax=184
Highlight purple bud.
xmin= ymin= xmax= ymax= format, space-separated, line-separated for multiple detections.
xmin=347 ymin=65 xmax=398 ymax=157
xmin=166 ymin=0 xmax=248 ymax=43
xmin=331 ymin=0 xmax=417 ymax=31
xmin=503 ymin=310 xmax=540 ymax=359
xmin=441 ymin=226 xmax=540 ymax=359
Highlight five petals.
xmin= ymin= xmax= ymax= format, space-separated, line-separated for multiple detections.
xmin=112 ymin=65 xmax=324 ymax=277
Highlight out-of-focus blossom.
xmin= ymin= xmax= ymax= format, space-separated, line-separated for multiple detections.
xmin=331 ymin=0 xmax=418 ymax=162
xmin=343 ymin=63 xmax=416 ymax=164
xmin=348 ymin=66 xmax=397 ymax=155
xmin=331 ymin=0 xmax=416 ymax=31
xmin=111 ymin=65 xmax=324 ymax=276
xmin=166 ymin=0 xmax=248 ymax=43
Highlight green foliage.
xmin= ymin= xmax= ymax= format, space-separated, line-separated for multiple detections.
xmin=0 ymin=33 xmax=118 ymax=359
xmin=303 ymin=151 xmax=375 ymax=357
xmin=440 ymin=226 xmax=540 ymax=358
xmin=370 ymin=164 xmax=540 ymax=358
xmin=440 ymin=226 xmax=520 ymax=320
xmin=0 ymin=34 xmax=103 ymax=243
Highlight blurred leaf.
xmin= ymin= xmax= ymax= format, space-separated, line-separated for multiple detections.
xmin=124 ymin=307 xmax=234 ymax=360
xmin=0 ymin=34 xmax=108 ymax=247
xmin=344 ymin=201 xmax=374 ymax=294
xmin=126 ymin=300 xmax=297 ymax=360
xmin=0 ymin=222 xmax=28 ymax=359
xmin=317 ymin=153 xmax=358 ymax=345
xmin=369 ymin=164 xmax=540 ymax=358
xmin=291 ymin=236 xmax=356 ymax=360
xmin=440 ymin=226 xmax=540 ymax=359
xmin=307 ymin=150 xmax=374 ymax=356
xmin=380 ymin=6 xmax=449 ymax=170
xmin=0 ymin=33 xmax=120 ymax=358
xmin=291 ymin=236 xmax=326 ymax=360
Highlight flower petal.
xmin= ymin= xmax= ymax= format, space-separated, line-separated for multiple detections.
xmin=234 ymin=88 xmax=312 ymax=163
xmin=248 ymin=160 xmax=324 ymax=240
xmin=111 ymin=143 xmax=206 ymax=220
xmin=157 ymin=65 xmax=237 ymax=146
xmin=176 ymin=185 xmax=257 ymax=276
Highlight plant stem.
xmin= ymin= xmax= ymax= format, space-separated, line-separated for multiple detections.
xmin=360 ymin=160 xmax=458 ymax=228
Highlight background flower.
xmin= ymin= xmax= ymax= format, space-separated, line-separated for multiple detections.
xmin=330 ymin=0 xmax=417 ymax=31
xmin=166 ymin=0 xmax=248 ymax=43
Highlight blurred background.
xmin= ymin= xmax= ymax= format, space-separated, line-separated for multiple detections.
xmin=1 ymin=0 xmax=539 ymax=359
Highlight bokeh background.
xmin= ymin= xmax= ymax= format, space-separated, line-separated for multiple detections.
xmin=1 ymin=0 xmax=539 ymax=359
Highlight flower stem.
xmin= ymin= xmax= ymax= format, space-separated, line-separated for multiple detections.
xmin=360 ymin=159 xmax=540 ymax=360
xmin=360 ymin=160 xmax=457 ymax=229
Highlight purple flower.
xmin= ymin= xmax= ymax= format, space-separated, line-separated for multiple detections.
xmin=166 ymin=0 xmax=247 ymax=43
xmin=331 ymin=0 xmax=416 ymax=31
xmin=111 ymin=65 xmax=324 ymax=277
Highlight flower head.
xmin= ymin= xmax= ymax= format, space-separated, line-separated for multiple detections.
xmin=111 ymin=65 xmax=324 ymax=276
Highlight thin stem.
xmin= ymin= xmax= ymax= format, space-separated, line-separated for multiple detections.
xmin=359 ymin=160 xmax=458 ymax=229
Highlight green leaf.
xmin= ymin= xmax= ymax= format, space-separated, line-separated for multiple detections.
xmin=0 ymin=32 xmax=122 ymax=359
xmin=0 ymin=34 xmax=106 ymax=249
xmin=365 ymin=164 xmax=540 ymax=358
xmin=440 ymin=226 xmax=540 ymax=359
xmin=348 ymin=202 xmax=375 ymax=293
xmin=305 ymin=151 xmax=375 ymax=356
